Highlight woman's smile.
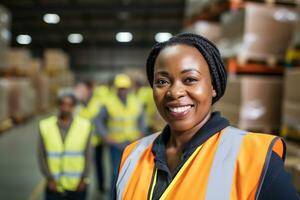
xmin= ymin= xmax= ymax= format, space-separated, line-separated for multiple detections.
xmin=165 ymin=102 xmax=195 ymax=120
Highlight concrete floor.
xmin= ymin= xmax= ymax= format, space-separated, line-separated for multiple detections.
xmin=0 ymin=113 xmax=111 ymax=200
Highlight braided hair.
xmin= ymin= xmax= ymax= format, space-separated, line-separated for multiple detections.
xmin=146 ymin=33 xmax=227 ymax=104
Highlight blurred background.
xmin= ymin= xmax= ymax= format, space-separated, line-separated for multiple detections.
xmin=0 ymin=0 xmax=299 ymax=199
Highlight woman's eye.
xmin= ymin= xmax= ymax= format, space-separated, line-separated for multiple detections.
xmin=155 ymin=79 xmax=168 ymax=85
xmin=184 ymin=77 xmax=198 ymax=83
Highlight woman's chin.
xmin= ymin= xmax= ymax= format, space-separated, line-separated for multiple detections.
xmin=168 ymin=121 xmax=194 ymax=133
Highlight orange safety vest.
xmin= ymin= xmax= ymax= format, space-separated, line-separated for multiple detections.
xmin=116 ymin=126 xmax=285 ymax=200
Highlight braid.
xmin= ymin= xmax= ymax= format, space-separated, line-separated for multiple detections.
xmin=146 ymin=33 xmax=227 ymax=104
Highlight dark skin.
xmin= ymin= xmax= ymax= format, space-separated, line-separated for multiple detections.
xmin=48 ymin=96 xmax=86 ymax=192
xmin=153 ymin=44 xmax=216 ymax=172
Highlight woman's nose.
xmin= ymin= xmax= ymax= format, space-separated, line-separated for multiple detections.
xmin=166 ymin=81 xmax=186 ymax=99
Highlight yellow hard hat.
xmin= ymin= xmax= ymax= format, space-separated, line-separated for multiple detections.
xmin=114 ymin=74 xmax=132 ymax=88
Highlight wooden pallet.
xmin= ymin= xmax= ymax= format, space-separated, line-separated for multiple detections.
xmin=0 ymin=118 xmax=13 ymax=133
xmin=0 ymin=67 xmax=28 ymax=77
xmin=227 ymin=58 xmax=285 ymax=75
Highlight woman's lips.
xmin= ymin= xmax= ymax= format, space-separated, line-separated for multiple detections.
xmin=165 ymin=104 xmax=194 ymax=119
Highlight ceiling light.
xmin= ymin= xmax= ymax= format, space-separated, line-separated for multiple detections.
xmin=155 ymin=32 xmax=172 ymax=43
xmin=116 ymin=32 xmax=133 ymax=42
xmin=68 ymin=33 xmax=83 ymax=44
xmin=43 ymin=13 xmax=60 ymax=24
xmin=16 ymin=34 xmax=32 ymax=45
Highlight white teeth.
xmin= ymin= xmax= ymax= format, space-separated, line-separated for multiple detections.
xmin=169 ymin=105 xmax=191 ymax=113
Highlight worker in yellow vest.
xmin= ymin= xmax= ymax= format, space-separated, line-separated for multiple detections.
xmin=136 ymin=83 xmax=156 ymax=135
xmin=38 ymin=93 xmax=92 ymax=200
xmin=75 ymin=81 xmax=106 ymax=193
xmin=94 ymin=73 xmax=146 ymax=192
xmin=113 ymin=34 xmax=298 ymax=199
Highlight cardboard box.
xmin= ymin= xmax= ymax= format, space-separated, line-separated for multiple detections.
xmin=283 ymin=101 xmax=300 ymax=127
xmin=215 ymin=76 xmax=283 ymax=131
xmin=5 ymin=48 xmax=31 ymax=72
xmin=284 ymin=68 xmax=300 ymax=102
xmin=214 ymin=102 xmax=240 ymax=127
xmin=0 ymin=48 xmax=8 ymax=69
xmin=44 ymin=49 xmax=69 ymax=74
xmin=221 ymin=9 xmax=245 ymax=40
xmin=7 ymin=78 xmax=37 ymax=119
xmin=219 ymin=75 xmax=242 ymax=105
xmin=28 ymin=58 xmax=42 ymax=76
xmin=239 ymin=76 xmax=283 ymax=130
xmin=31 ymin=74 xmax=49 ymax=111
xmin=191 ymin=21 xmax=222 ymax=43
xmin=0 ymin=79 xmax=9 ymax=121
xmin=239 ymin=2 xmax=297 ymax=61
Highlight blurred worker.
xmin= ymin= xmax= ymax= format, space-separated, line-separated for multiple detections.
xmin=38 ymin=93 xmax=92 ymax=200
xmin=136 ymin=81 xmax=156 ymax=135
xmin=75 ymin=81 xmax=106 ymax=193
xmin=94 ymin=73 xmax=146 ymax=190
xmin=94 ymin=84 xmax=110 ymax=102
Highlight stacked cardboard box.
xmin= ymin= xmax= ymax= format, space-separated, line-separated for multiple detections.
xmin=218 ymin=9 xmax=245 ymax=58
xmin=281 ymin=68 xmax=300 ymax=139
xmin=7 ymin=78 xmax=37 ymax=120
xmin=5 ymin=48 xmax=31 ymax=74
xmin=239 ymin=76 xmax=283 ymax=131
xmin=0 ymin=5 xmax=10 ymax=70
xmin=239 ymin=2 xmax=297 ymax=62
xmin=0 ymin=79 xmax=9 ymax=122
xmin=215 ymin=75 xmax=283 ymax=131
xmin=28 ymin=59 xmax=50 ymax=112
xmin=214 ymin=76 xmax=241 ymax=126
xmin=185 ymin=21 xmax=222 ymax=43
xmin=44 ymin=49 xmax=70 ymax=75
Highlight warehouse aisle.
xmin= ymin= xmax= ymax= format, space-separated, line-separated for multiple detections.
xmin=0 ymin=114 xmax=47 ymax=200
xmin=0 ymin=113 xmax=110 ymax=200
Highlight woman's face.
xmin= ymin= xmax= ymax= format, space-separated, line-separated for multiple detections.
xmin=153 ymin=44 xmax=216 ymax=132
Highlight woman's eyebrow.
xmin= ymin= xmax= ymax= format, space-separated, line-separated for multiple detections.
xmin=181 ymin=68 xmax=201 ymax=74
xmin=155 ymin=71 xmax=169 ymax=76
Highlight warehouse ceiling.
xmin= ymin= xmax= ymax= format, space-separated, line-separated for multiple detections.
xmin=0 ymin=0 xmax=185 ymax=49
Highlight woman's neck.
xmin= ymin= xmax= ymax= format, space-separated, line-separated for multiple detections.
xmin=168 ymin=112 xmax=211 ymax=150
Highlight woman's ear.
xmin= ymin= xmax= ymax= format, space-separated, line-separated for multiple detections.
xmin=212 ymin=89 xmax=217 ymax=98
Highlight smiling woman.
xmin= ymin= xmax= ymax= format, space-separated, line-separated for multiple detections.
xmin=113 ymin=33 xmax=299 ymax=200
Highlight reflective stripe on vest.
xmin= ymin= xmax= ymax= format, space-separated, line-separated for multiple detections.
xmin=116 ymin=133 xmax=159 ymax=199
xmin=39 ymin=116 xmax=91 ymax=191
xmin=205 ymin=127 xmax=247 ymax=200
xmin=106 ymin=92 xmax=142 ymax=143
xmin=116 ymin=126 xmax=285 ymax=200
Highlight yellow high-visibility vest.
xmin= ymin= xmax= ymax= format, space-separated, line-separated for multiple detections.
xmin=106 ymin=92 xmax=142 ymax=143
xmin=39 ymin=116 xmax=91 ymax=192
xmin=78 ymin=93 xmax=102 ymax=120
xmin=78 ymin=93 xmax=103 ymax=146
xmin=94 ymin=85 xmax=110 ymax=102
xmin=137 ymin=86 xmax=155 ymax=128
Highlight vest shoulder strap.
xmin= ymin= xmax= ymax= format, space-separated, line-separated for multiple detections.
xmin=205 ymin=126 xmax=247 ymax=200
xmin=116 ymin=132 xmax=160 ymax=200
xmin=39 ymin=116 xmax=57 ymax=134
